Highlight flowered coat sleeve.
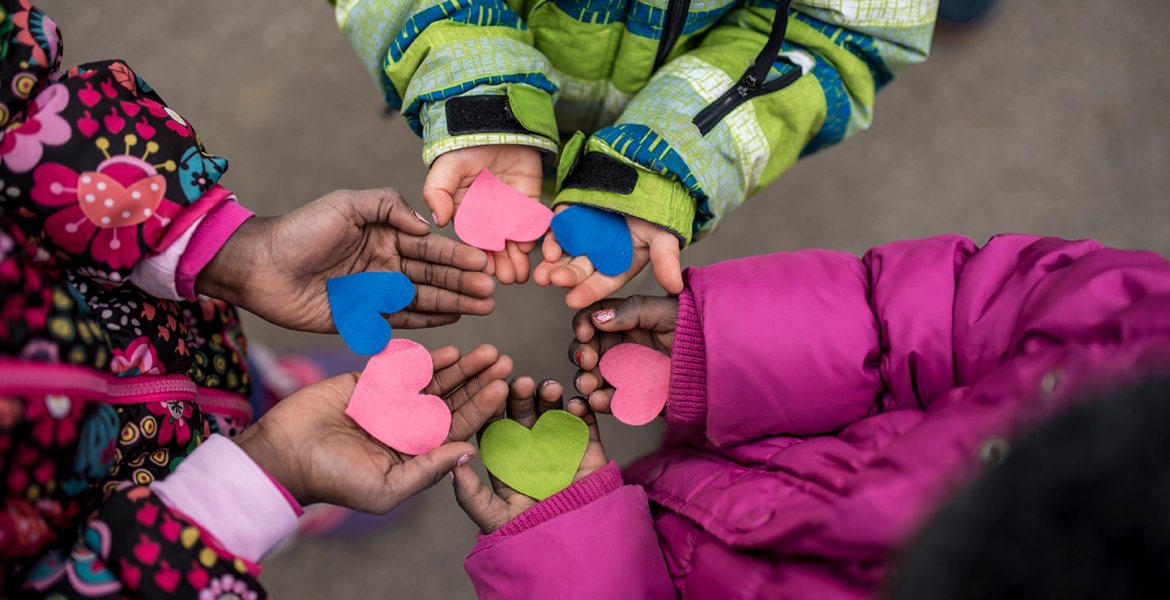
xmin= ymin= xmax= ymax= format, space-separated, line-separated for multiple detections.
xmin=0 ymin=1 xmax=251 ymax=300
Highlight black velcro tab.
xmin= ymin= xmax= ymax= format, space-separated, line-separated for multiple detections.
xmin=446 ymin=95 xmax=530 ymax=136
xmin=561 ymin=152 xmax=638 ymax=195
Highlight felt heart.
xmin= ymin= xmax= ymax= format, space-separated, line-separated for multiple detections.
xmin=599 ymin=343 xmax=671 ymax=426
xmin=326 ymin=272 xmax=415 ymax=355
xmin=550 ymin=205 xmax=633 ymax=276
xmin=480 ymin=410 xmax=588 ymax=500
xmin=454 ymin=169 xmax=552 ymax=252
xmin=346 ymin=339 xmax=451 ymax=456
xmin=76 ymin=172 xmax=166 ymax=228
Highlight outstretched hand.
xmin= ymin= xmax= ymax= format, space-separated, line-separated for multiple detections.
xmin=423 ymin=145 xmax=545 ymax=285
xmin=451 ymin=377 xmax=608 ymax=534
xmin=534 ymin=207 xmax=683 ymax=309
xmin=195 ymin=187 xmax=497 ymax=333
xmin=235 ymin=344 xmax=512 ymax=514
xmin=568 ymin=295 xmax=679 ymax=414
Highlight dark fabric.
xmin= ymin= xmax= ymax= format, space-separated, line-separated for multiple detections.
xmin=445 ymin=95 xmax=530 ymax=136
xmin=561 ymin=152 xmax=637 ymax=195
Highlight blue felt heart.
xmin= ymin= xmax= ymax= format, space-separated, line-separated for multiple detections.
xmin=550 ymin=205 xmax=633 ymax=276
xmin=326 ymin=272 xmax=416 ymax=355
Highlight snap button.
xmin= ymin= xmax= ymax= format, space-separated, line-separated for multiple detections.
xmin=735 ymin=506 xmax=775 ymax=532
xmin=980 ymin=436 xmax=1011 ymax=466
xmin=1039 ymin=368 xmax=1063 ymax=399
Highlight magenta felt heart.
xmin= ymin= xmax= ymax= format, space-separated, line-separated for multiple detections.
xmin=599 ymin=343 xmax=671 ymax=426
xmin=346 ymin=339 xmax=451 ymax=456
xmin=454 ymin=169 xmax=552 ymax=252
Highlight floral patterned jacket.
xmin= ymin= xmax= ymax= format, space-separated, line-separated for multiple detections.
xmin=0 ymin=2 xmax=300 ymax=598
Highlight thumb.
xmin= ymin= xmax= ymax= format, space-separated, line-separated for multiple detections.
xmin=452 ymin=462 xmax=508 ymax=534
xmin=648 ymin=232 xmax=684 ymax=294
xmin=390 ymin=441 xmax=477 ymax=501
xmin=592 ymin=295 xmax=679 ymax=334
xmin=422 ymin=158 xmax=464 ymax=227
xmin=346 ymin=188 xmax=430 ymax=236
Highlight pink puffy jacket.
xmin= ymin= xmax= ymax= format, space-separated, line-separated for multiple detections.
xmin=464 ymin=234 xmax=1170 ymax=599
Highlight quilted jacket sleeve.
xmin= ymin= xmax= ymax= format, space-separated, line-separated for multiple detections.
xmin=667 ymin=234 xmax=1170 ymax=446
xmin=333 ymin=0 xmax=562 ymax=165
xmin=554 ymin=0 xmax=938 ymax=246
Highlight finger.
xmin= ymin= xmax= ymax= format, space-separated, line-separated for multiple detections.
xmin=563 ymin=260 xmax=645 ymax=310
xmin=533 ymin=253 xmax=571 ymax=288
xmin=588 ymin=388 xmax=613 ymax=414
xmin=422 ymin=163 xmax=464 ymax=227
xmin=567 ymin=339 xmax=600 ymax=371
xmin=426 ymin=344 xmax=500 ymax=397
xmin=506 ymin=376 xmax=538 ymax=428
xmin=506 ymin=241 xmax=532 ymax=285
xmin=444 ymin=353 xmax=515 ymax=419
xmin=429 ymin=345 xmax=462 ymax=372
xmin=386 ymin=310 xmax=461 ymax=329
xmin=398 ymin=231 xmax=491 ymax=273
xmin=574 ymin=370 xmax=604 ymax=396
xmin=536 ymin=380 xmax=564 ymax=414
xmin=383 ymin=442 xmax=476 ymax=511
xmin=397 ymin=254 xmax=496 ymax=298
xmin=406 ymin=282 xmax=496 ymax=317
xmin=449 ymin=378 xmax=509 ymax=443
xmin=571 ymin=298 xmax=625 ymax=343
xmin=452 ymin=462 xmax=511 ymax=534
xmin=340 ymin=187 xmax=430 ymax=237
xmin=548 ymin=255 xmax=594 ymax=289
xmin=492 ymin=251 xmax=517 ymax=285
xmin=566 ymin=396 xmax=603 ymax=445
xmin=649 ymin=233 xmax=684 ymax=294
xmin=541 ymin=228 xmax=563 ymax=263
xmin=590 ymin=295 xmax=679 ymax=334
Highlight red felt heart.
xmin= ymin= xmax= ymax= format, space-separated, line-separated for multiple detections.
xmin=77 ymin=171 xmax=166 ymax=228
xmin=599 ymin=343 xmax=671 ymax=426
xmin=454 ymin=169 xmax=552 ymax=252
xmin=345 ymin=339 xmax=451 ymax=456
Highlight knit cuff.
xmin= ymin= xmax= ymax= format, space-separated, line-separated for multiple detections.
xmin=666 ymin=286 xmax=707 ymax=426
xmin=176 ymin=199 xmax=255 ymax=298
xmin=482 ymin=460 xmax=623 ymax=539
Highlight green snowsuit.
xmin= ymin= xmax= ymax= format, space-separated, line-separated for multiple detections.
xmin=332 ymin=0 xmax=937 ymax=245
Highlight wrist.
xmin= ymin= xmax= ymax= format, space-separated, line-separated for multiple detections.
xmin=234 ymin=422 xmax=308 ymax=507
xmin=194 ymin=215 xmax=270 ymax=306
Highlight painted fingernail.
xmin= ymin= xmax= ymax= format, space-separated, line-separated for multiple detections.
xmin=593 ymin=309 xmax=615 ymax=324
xmin=569 ymin=397 xmax=584 ymax=405
xmin=574 ymin=376 xmax=583 ymax=392
xmin=541 ymin=379 xmax=558 ymax=389
xmin=457 ymin=453 xmax=474 ymax=467
xmin=572 ymin=348 xmax=584 ymax=367
xmin=449 ymin=470 xmax=455 ymax=481
xmin=431 ymin=211 xmax=439 ymax=225
xmin=413 ymin=210 xmax=430 ymax=225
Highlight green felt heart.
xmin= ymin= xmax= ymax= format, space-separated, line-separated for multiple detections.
xmin=480 ymin=410 xmax=588 ymax=501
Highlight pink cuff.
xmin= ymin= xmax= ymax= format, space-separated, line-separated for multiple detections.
xmin=666 ymin=286 xmax=707 ymax=426
xmin=481 ymin=460 xmax=623 ymax=540
xmin=263 ymin=469 xmax=305 ymax=517
xmin=175 ymin=200 xmax=255 ymax=298
xmin=150 ymin=434 xmax=299 ymax=562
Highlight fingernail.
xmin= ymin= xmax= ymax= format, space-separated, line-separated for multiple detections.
xmin=413 ymin=210 xmax=430 ymax=225
xmin=431 ymin=211 xmax=439 ymax=225
xmin=593 ymin=309 xmax=615 ymax=324
xmin=572 ymin=348 xmax=584 ymax=367
xmin=449 ymin=470 xmax=455 ymax=481
xmin=456 ymin=453 xmax=474 ymax=467
xmin=574 ymin=375 xmax=583 ymax=392
xmin=541 ymin=379 xmax=558 ymax=389
xmin=569 ymin=397 xmax=584 ymax=405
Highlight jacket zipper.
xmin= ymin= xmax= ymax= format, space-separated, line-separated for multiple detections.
xmin=692 ymin=0 xmax=796 ymax=135
xmin=654 ymin=0 xmax=692 ymax=72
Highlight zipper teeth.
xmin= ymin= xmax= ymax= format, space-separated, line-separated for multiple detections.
xmin=693 ymin=60 xmax=800 ymax=135
xmin=654 ymin=0 xmax=692 ymax=72
xmin=0 ymin=365 xmax=109 ymax=395
xmin=108 ymin=376 xmax=196 ymax=399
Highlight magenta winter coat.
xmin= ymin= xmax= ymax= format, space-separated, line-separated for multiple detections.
xmin=463 ymin=234 xmax=1170 ymax=599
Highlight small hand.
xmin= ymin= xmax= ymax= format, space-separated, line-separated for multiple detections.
xmin=451 ymin=377 xmax=608 ymax=534
xmin=533 ymin=206 xmax=683 ymax=309
xmin=196 ymin=188 xmax=497 ymax=333
xmin=235 ymin=344 xmax=513 ymax=513
xmin=568 ymin=296 xmax=679 ymax=414
xmin=423 ymin=145 xmax=545 ymax=285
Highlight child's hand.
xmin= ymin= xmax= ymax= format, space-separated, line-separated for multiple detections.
xmin=423 ymin=145 xmax=544 ymax=284
xmin=568 ymin=296 xmax=678 ymax=414
xmin=533 ymin=207 xmax=684 ymax=309
xmin=197 ymin=188 xmax=498 ymax=333
xmin=235 ymin=344 xmax=512 ymax=514
xmin=451 ymin=377 xmax=608 ymax=534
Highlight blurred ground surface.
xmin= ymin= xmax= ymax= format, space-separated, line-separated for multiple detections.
xmin=36 ymin=0 xmax=1170 ymax=597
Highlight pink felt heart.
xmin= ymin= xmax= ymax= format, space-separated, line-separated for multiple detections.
xmin=454 ymin=169 xmax=552 ymax=252
xmin=599 ymin=343 xmax=671 ymax=426
xmin=346 ymin=339 xmax=451 ymax=456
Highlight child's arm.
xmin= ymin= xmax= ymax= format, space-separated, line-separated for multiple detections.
xmin=537 ymin=0 xmax=938 ymax=308
xmin=452 ymin=378 xmax=675 ymax=599
xmin=333 ymin=0 xmax=559 ymax=283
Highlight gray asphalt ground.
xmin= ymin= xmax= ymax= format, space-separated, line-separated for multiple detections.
xmin=38 ymin=0 xmax=1170 ymax=597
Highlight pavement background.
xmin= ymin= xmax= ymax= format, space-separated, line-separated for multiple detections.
xmin=36 ymin=0 xmax=1170 ymax=597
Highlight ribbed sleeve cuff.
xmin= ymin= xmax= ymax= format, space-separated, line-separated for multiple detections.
xmin=666 ymin=286 xmax=707 ymax=426
xmin=482 ymin=460 xmax=623 ymax=539
xmin=176 ymin=199 xmax=254 ymax=298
